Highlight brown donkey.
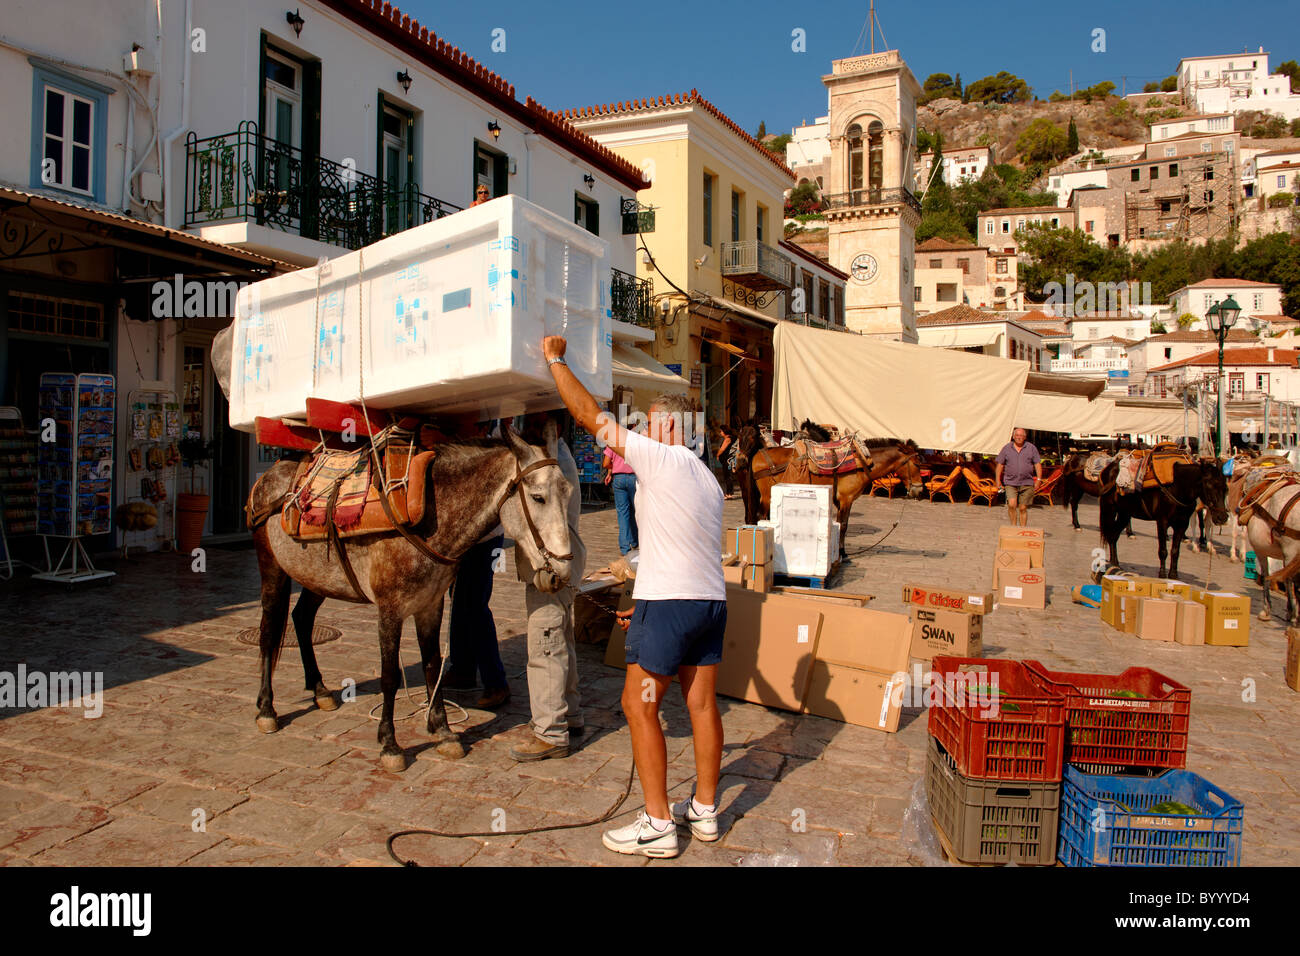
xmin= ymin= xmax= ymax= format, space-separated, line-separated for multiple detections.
xmin=247 ymin=424 xmax=575 ymax=773
xmin=747 ymin=438 xmax=923 ymax=558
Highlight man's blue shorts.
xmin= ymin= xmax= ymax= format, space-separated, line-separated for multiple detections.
xmin=625 ymin=599 xmax=727 ymax=677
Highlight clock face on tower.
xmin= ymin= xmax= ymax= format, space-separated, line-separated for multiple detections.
xmin=850 ymin=253 xmax=879 ymax=284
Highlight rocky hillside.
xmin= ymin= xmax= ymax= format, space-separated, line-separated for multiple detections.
xmin=918 ymin=96 xmax=1153 ymax=165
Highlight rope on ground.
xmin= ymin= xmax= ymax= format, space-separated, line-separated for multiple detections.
xmin=841 ymin=491 xmax=910 ymax=559
xmin=385 ymin=759 xmax=638 ymax=865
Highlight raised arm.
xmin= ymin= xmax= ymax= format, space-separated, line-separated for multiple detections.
xmin=543 ymin=335 xmax=628 ymax=458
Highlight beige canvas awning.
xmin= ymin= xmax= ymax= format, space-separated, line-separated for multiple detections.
xmin=771 ymin=322 xmax=1028 ymax=454
xmin=1110 ymin=399 xmax=1187 ymax=437
xmin=1016 ymin=391 xmax=1115 ymax=434
xmin=611 ymin=344 xmax=689 ymax=395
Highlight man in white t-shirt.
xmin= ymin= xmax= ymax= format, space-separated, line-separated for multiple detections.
xmin=543 ymin=334 xmax=725 ymax=859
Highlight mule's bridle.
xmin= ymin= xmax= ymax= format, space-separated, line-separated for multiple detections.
xmin=493 ymin=456 xmax=575 ymax=577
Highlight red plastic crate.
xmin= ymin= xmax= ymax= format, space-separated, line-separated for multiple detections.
xmin=1022 ymin=662 xmax=1190 ymax=771
xmin=928 ymin=656 xmax=1067 ymax=783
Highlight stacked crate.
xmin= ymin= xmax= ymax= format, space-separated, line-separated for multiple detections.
xmin=1021 ymin=662 xmax=1244 ymax=867
xmin=925 ymin=656 xmax=1067 ymax=865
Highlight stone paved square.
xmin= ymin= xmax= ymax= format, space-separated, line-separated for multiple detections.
xmin=1 ymin=494 xmax=1296 ymax=866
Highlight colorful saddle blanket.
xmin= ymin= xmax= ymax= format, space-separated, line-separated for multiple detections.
xmin=279 ymin=439 xmax=437 ymax=542
xmin=803 ymin=438 xmax=864 ymax=476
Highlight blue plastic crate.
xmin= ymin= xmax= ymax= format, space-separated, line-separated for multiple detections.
xmin=1058 ymin=766 xmax=1243 ymax=867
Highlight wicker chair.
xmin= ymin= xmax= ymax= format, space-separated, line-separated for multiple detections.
xmin=871 ymin=475 xmax=903 ymax=498
xmin=924 ymin=465 xmax=963 ymax=503
xmin=1033 ymin=466 xmax=1065 ymax=505
xmin=962 ymin=467 xmax=1004 ymax=506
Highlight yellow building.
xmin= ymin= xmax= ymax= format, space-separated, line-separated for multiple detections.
xmin=565 ymin=91 xmax=801 ymax=428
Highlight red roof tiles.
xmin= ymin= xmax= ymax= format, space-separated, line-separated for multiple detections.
xmin=561 ymin=90 xmax=796 ymax=180
xmin=318 ymin=0 xmax=649 ymax=190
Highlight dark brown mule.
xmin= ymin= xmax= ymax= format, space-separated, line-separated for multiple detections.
xmin=748 ymin=436 xmax=923 ymax=558
xmin=1098 ymin=456 xmax=1229 ymax=580
xmin=247 ymin=425 xmax=575 ymax=773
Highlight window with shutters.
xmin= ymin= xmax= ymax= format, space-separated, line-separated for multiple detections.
xmin=31 ymin=66 xmax=111 ymax=201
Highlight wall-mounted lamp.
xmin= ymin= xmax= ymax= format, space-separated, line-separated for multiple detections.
xmin=286 ymin=8 xmax=304 ymax=37
xmin=487 ymin=120 xmax=501 ymax=140
xmin=583 ymin=173 xmax=596 ymax=190
xmin=396 ymin=69 xmax=412 ymax=94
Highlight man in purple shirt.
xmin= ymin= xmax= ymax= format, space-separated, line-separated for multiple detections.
xmin=995 ymin=427 xmax=1042 ymax=526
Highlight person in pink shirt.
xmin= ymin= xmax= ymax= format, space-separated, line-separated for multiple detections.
xmin=602 ymin=445 xmax=639 ymax=554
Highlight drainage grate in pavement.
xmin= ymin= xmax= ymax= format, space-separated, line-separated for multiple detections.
xmin=236 ymin=624 xmax=342 ymax=647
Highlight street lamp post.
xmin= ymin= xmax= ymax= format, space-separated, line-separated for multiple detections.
xmin=1205 ymin=296 xmax=1242 ymax=458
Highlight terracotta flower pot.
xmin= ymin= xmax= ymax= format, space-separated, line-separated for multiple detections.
xmin=176 ymin=492 xmax=210 ymax=553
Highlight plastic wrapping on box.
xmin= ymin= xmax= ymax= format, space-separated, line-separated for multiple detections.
xmin=227 ymin=195 xmax=612 ymax=431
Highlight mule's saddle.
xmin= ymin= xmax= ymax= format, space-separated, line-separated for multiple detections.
xmin=797 ymin=437 xmax=868 ymax=476
xmin=1113 ymin=443 xmax=1192 ymax=493
xmin=245 ymin=428 xmax=437 ymax=543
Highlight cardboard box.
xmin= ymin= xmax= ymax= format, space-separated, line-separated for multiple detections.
xmin=909 ymin=607 xmax=984 ymax=660
xmin=991 ymin=548 xmax=1033 ymax=586
xmin=1197 ymin=591 xmax=1251 ymax=646
xmin=999 ymin=526 xmax=1045 ymax=541
xmin=996 ymin=569 xmax=1047 ymax=610
xmin=1286 ymin=628 xmax=1299 ymax=691
xmin=771 ymin=587 xmax=873 ymax=605
xmin=606 ymin=585 xmax=912 ymax=731
xmin=1117 ymin=593 xmax=1143 ymax=634
xmin=721 ymin=553 xmax=744 ymax=587
xmin=723 ymin=525 xmax=775 ymax=566
xmin=1149 ymin=579 xmax=1193 ymax=601
xmin=1175 ymin=600 xmax=1206 ymax=646
xmin=713 ymin=586 xmax=824 ymax=712
xmin=1137 ymin=597 xmax=1178 ymax=642
xmin=801 ymin=603 xmax=912 ymax=733
xmin=603 ymin=582 xmax=637 ymax=668
xmin=742 ymin=562 xmax=775 ymax=593
xmin=996 ymin=536 xmax=1045 ymax=568
xmin=901 ymin=583 xmax=995 ymax=616
xmin=803 ymin=664 xmax=905 ymax=733
xmin=1100 ymin=575 xmax=1153 ymax=628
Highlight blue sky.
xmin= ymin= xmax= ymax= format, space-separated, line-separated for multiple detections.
xmin=399 ymin=1 xmax=1296 ymax=136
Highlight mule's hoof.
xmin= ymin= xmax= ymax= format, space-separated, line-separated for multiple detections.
xmin=256 ymin=715 xmax=279 ymax=734
xmin=1074 ymin=527 xmax=1082 ymax=533
xmin=381 ymin=751 xmax=408 ymax=774
xmin=1258 ymin=610 xmax=1272 ymax=621
xmin=435 ymin=739 xmax=467 ymax=760
xmin=314 ymin=692 xmax=338 ymax=712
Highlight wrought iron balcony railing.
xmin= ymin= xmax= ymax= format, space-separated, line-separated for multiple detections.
xmin=184 ymin=121 xmax=462 ymax=251
xmin=610 ymin=267 xmax=654 ymax=327
xmin=822 ymin=187 xmax=922 ymax=216
xmin=719 ymin=239 xmax=794 ymax=290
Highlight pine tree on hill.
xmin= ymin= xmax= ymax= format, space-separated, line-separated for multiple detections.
xmin=1067 ymin=116 xmax=1079 ymax=155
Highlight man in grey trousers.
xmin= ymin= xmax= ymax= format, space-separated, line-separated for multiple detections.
xmin=509 ymin=414 xmax=587 ymax=761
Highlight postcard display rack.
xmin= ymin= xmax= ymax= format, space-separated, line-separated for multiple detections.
xmin=124 ymin=386 xmax=180 ymax=551
xmin=33 ymin=372 xmax=117 ymax=584
xmin=0 ymin=406 xmax=38 ymax=579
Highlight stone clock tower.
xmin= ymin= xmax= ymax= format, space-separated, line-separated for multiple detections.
xmin=823 ymin=50 xmax=922 ymax=342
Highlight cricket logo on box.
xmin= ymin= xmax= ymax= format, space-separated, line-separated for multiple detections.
xmin=1019 ymin=573 xmax=1044 ymax=584
xmin=908 ymin=588 xmax=967 ymax=611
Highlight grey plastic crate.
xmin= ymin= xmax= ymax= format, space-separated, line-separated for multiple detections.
xmin=926 ymin=735 xmax=1061 ymax=865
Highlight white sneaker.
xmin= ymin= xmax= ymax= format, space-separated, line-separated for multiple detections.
xmin=602 ymin=812 xmax=680 ymax=858
xmin=671 ymin=794 xmax=721 ymax=842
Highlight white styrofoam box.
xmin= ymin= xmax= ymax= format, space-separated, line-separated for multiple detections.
xmin=766 ymin=484 xmax=836 ymax=577
xmin=228 ymin=194 xmax=612 ymax=432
